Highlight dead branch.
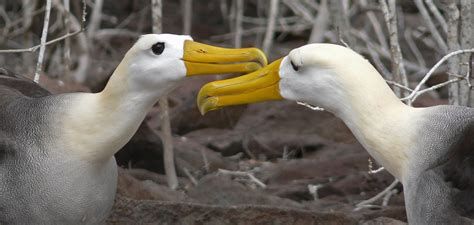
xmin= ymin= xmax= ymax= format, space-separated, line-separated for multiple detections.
xmin=459 ymin=0 xmax=473 ymax=106
xmin=33 ymin=0 xmax=52 ymax=83
xmin=63 ymin=0 xmax=71 ymax=77
xmin=404 ymin=28 xmax=426 ymax=68
xmin=0 ymin=29 xmax=82 ymax=54
xmin=86 ymin=0 xmax=103 ymax=39
xmin=151 ymin=0 xmax=178 ymax=190
xmin=234 ymin=0 xmax=243 ymax=48
xmin=406 ymin=48 xmax=474 ymax=101
xmin=183 ymin=168 xmax=198 ymax=186
xmin=380 ymin=0 xmax=408 ymax=97
xmin=328 ymin=0 xmax=355 ymax=48
xmin=415 ymin=0 xmax=448 ymax=53
xmin=181 ymin=0 xmax=192 ymax=35
xmin=441 ymin=0 xmax=461 ymax=105
xmin=308 ymin=0 xmax=329 ymax=43
xmin=424 ymin=0 xmax=448 ymax=34
xmin=308 ymin=184 xmax=324 ymax=200
xmin=381 ymin=188 xmax=398 ymax=206
xmin=360 ymin=0 xmax=388 ymax=50
xmin=218 ymin=169 xmax=266 ymax=189
xmin=354 ymin=179 xmax=399 ymax=210
xmin=262 ymin=0 xmax=279 ymax=54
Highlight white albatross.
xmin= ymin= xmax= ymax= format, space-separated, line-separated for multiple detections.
xmin=197 ymin=43 xmax=474 ymax=225
xmin=0 ymin=33 xmax=266 ymax=225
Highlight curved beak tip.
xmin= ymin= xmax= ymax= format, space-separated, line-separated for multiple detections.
xmin=197 ymin=96 xmax=218 ymax=115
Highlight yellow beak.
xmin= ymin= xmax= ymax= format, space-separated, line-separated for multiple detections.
xmin=197 ymin=58 xmax=283 ymax=114
xmin=183 ymin=40 xmax=268 ymax=76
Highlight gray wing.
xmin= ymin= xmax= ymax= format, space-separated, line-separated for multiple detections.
xmin=0 ymin=67 xmax=52 ymax=159
xmin=0 ymin=67 xmax=50 ymax=98
xmin=405 ymin=105 xmax=474 ymax=225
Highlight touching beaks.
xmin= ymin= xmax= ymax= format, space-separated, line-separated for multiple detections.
xmin=183 ymin=40 xmax=268 ymax=76
xmin=197 ymin=58 xmax=284 ymax=115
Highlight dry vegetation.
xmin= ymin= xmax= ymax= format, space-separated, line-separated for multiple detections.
xmin=0 ymin=0 xmax=473 ymax=224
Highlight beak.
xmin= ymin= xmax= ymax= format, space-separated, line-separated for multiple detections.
xmin=183 ymin=40 xmax=268 ymax=76
xmin=197 ymin=58 xmax=283 ymax=114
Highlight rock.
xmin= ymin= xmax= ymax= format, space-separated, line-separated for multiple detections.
xmin=108 ymin=196 xmax=358 ymax=225
xmin=116 ymin=168 xmax=189 ymax=202
xmin=362 ymin=217 xmax=407 ymax=225
xmin=187 ymin=174 xmax=303 ymax=209
xmin=359 ymin=206 xmax=407 ymax=223
xmin=185 ymin=128 xmax=244 ymax=156
xmin=173 ymin=135 xmax=238 ymax=174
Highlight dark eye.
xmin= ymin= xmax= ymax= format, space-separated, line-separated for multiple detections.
xmin=151 ymin=42 xmax=165 ymax=55
xmin=290 ymin=60 xmax=299 ymax=71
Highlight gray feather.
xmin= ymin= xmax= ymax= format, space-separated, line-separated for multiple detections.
xmin=405 ymin=105 xmax=474 ymax=225
xmin=0 ymin=76 xmax=117 ymax=225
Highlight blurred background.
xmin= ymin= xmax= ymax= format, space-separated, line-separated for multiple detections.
xmin=0 ymin=0 xmax=472 ymax=224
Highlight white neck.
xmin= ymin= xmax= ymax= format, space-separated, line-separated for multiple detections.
xmin=331 ymin=66 xmax=418 ymax=180
xmin=58 ymin=65 xmax=161 ymax=163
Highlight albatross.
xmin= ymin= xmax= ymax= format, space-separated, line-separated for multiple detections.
xmin=197 ymin=43 xmax=474 ymax=224
xmin=0 ymin=33 xmax=266 ymax=225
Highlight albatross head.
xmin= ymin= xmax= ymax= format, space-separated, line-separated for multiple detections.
xmin=197 ymin=43 xmax=396 ymax=116
xmin=109 ymin=34 xmax=267 ymax=99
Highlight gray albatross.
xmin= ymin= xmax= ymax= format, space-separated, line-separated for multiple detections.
xmin=197 ymin=43 xmax=474 ymax=224
xmin=0 ymin=33 xmax=266 ymax=225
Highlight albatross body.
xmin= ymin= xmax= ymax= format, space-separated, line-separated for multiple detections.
xmin=198 ymin=44 xmax=474 ymax=224
xmin=0 ymin=34 xmax=266 ymax=225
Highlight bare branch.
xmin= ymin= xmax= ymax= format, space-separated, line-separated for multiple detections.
xmin=183 ymin=168 xmax=198 ymax=186
xmin=308 ymin=0 xmax=329 ymax=43
xmin=407 ymin=78 xmax=461 ymax=102
xmin=360 ymin=0 xmax=388 ymax=50
xmin=151 ymin=0 xmax=178 ymax=190
xmin=459 ymin=0 xmax=473 ymax=106
xmin=406 ymin=48 xmax=474 ymax=101
xmin=234 ymin=0 xmax=243 ymax=48
xmin=404 ymin=28 xmax=426 ymax=68
xmin=33 ymin=0 xmax=52 ymax=83
xmin=414 ymin=0 xmax=448 ymax=53
xmin=355 ymin=179 xmax=399 ymax=210
xmin=181 ymin=0 xmax=192 ymax=35
xmin=441 ymin=0 xmax=461 ymax=105
xmin=86 ymin=0 xmax=104 ymax=38
xmin=218 ymin=169 xmax=267 ymax=188
xmin=0 ymin=29 xmax=82 ymax=54
xmin=380 ymin=0 xmax=409 ymax=97
xmin=262 ymin=0 xmax=279 ymax=54
xmin=424 ymin=0 xmax=448 ymax=34
xmin=63 ymin=0 xmax=71 ymax=77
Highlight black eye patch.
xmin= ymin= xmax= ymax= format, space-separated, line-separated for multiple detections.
xmin=290 ymin=60 xmax=299 ymax=71
xmin=151 ymin=42 xmax=165 ymax=55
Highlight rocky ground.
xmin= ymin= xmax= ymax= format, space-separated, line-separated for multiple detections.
xmin=100 ymin=77 xmax=446 ymax=225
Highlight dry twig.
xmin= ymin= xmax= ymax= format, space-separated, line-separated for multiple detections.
xmin=405 ymin=48 xmax=474 ymax=101
xmin=218 ymin=169 xmax=267 ymax=188
xmin=33 ymin=0 xmax=52 ymax=83
xmin=414 ymin=0 xmax=448 ymax=53
xmin=354 ymin=179 xmax=399 ymax=210
xmin=380 ymin=0 xmax=408 ymax=97
xmin=262 ymin=0 xmax=279 ymax=54
xmin=151 ymin=0 xmax=178 ymax=190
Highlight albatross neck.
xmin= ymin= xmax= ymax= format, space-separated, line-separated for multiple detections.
xmin=61 ymin=65 xmax=161 ymax=163
xmin=333 ymin=67 xmax=416 ymax=180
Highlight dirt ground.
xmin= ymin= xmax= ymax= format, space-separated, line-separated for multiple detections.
xmin=106 ymin=95 xmax=432 ymax=225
